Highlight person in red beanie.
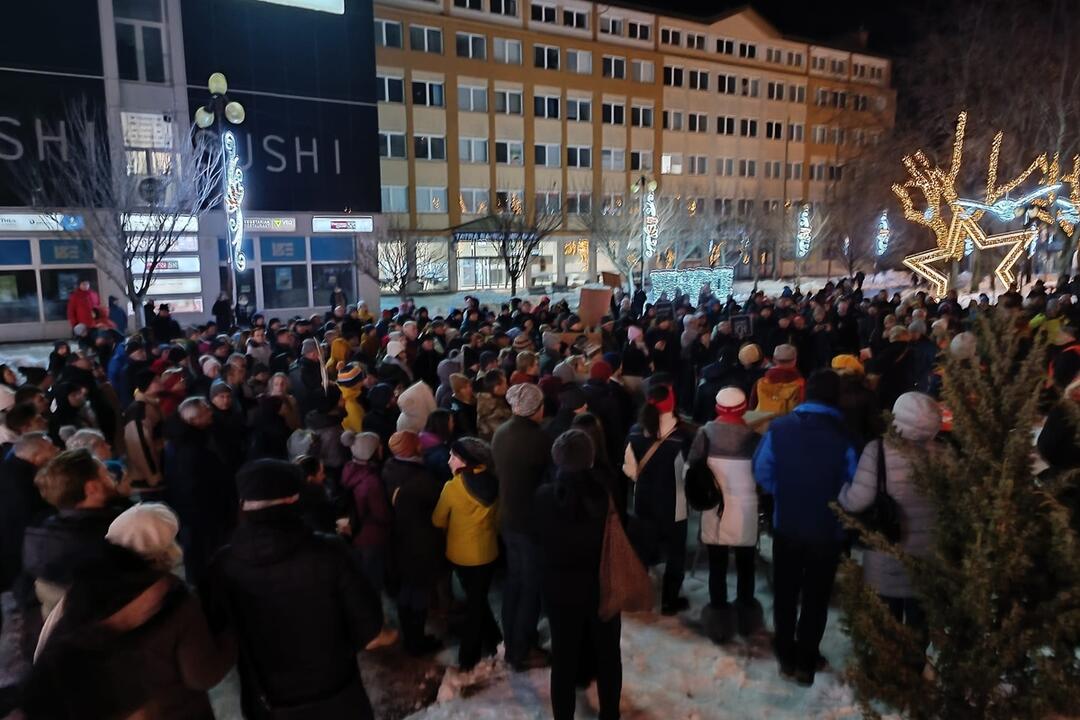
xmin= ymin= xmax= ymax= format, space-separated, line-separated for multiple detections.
xmin=582 ymin=359 xmax=629 ymax=472
xmin=687 ymin=386 xmax=764 ymax=644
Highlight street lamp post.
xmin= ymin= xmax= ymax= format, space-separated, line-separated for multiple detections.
xmin=194 ymin=72 xmax=246 ymax=317
xmin=630 ymin=174 xmax=658 ymax=291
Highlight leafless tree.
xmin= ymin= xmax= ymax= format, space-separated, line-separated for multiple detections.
xmin=376 ymin=220 xmax=445 ymax=300
xmin=582 ymin=201 xmax=641 ymax=291
xmin=483 ymin=199 xmax=561 ymax=296
xmin=14 ymin=98 xmax=221 ymax=330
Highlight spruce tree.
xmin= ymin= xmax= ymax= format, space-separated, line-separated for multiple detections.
xmin=837 ymin=314 xmax=1080 ymax=718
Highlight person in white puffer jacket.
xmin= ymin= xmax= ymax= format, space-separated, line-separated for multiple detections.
xmin=839 ymin=390 xmax=940 ymax=646
xmin=687 ymin=386 xmax=762 ymax=643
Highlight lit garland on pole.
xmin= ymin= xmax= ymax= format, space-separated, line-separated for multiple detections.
xmin=642 ymin=188 xmax=659 ymax=259
xmin=795 ymin=204 xmax=812 ymax=258
xmin=222 ymin=130 xmax=246 ymax=273
xmin=895 ymin=111 xmax=1080 ymax=296
xmin=875 ymin=211 xmax=890 ymax=256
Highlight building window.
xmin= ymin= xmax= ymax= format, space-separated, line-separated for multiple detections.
xmin=409 ymin=26 xmax=443 ymax=54
xmin=530 ymin=3 xmax=556 ymax=23
xmin=534 ymin=94 xmax=560 ymax=119
xmin=661 ymin=153 xmax=682 ymax=175
xmin=765 ymin=47 xmax=781 ymax=63
xmin=831 ymin=127 xmax=845 ymax=145
xmin=717 ymin=73 xmax=736 ymax=94
xmin=602 ymin=55 xmax=626 ymax=79
xmin=457 ymin=187 xmax=488 ymax=212
xmin=810 ymin=163 xmax=826 ymax=181
xmin=601 ymin=102 xmax=624 ymax=125
xmin=627 ymin=21 xmax=650 ymax=40
xmin=812 ymin=125 xmax=827 ymax=143
xmin=416 ymin=186 xmax=448 ymax=213
xmin=738 ymin=42 xmax=756 ymax=59
xmin=114 ymin=0 xmax=167 ymax=83
xmin=566 ymin=192 xmax=591 ymax=214
xmin=534 ymin=44 xmax=560 ymax=70
xmin=716 ymin=37 xmax=734 ymax=55
xmin=378 ymin=131 xmax=407 ymax=159
xmin=381 ymin=186 xmax=409 ymax=212
xmin=660 ymin=28 xmax=681 ymax=46
xmin=738 ymin=159 xmax=755 ymax=176
xmin=459 ymin=137 xmax=489 ymax=163
xmin=688 ymin=69 xmax=709 ymax=90
xmin=563 ymin=9 xmax=587 ymax=29
xmin=663 ymin=66 xmax=683 ymax=87
xmin=787 ymin=51 xmax=803 ymax=67
xmin=688 ymin=113 xmax=707 ymax=133
xmin=737 ymin=199 xmax=754 ymax=216
xmin=534 ymin=143 xmax=561 ymax=167
xmin=829 ymin=164 xmax=844 ymax=181
xmin=456 ymin=32 xmax=486 ymax=59
xmin=715 ymin=157 xmax=733 ymax=176
xmin=601 ymin=148 xmax=625 ymax=171
xmin=121 ymin=111 xmax=173 ymax=177
xmin=662 ymin=110 xmax=683 ymax=131
xmin=741 ymin=78 xmax=759 ymax=97
xmin=686 ymin=32 xmax=705 ymax=50
xmin=767 ymin=81 xmax=784 ymax=100
xmin=788 ymin=84 xmax=806 ymax=103
xmin=495 ymin=140 xmax=524 ymax=164
xmin=377 ymin=75 xmax=404 ymax=103
xmin=0 ymin=263 xmax=39 ymax=324
xmin=812 ymin=55 xmax=826 ymax=71
xmin=567 ymin=49 xmax=592 ymax=74
xmin=630 ymin=150 xmax=652 ymax=171
xmin=494 ymin=89 xmax=523 ymax=114
xmin=631 ymin=59 xmax=654 ymax=83
xmin=716 ymin=115 xmax=735 ymax=135
xmin=739 ymin=118 xmax=758 ymax=137
xmin=375 ymin=18 xmax=403 ymax=48
xmin=631 ymin=105 xmax=653 ymax=128
xmin=602 ymin=193 xmax=623 ymax=214
xmin=494 ymin=37 xmax=522 ymax=64
xmin=534 ymin=191 xmax=561 ymax=213
xmin=567 ymin=146 xmax=591 ymax=168
xmin=454 ymin=0 xmax=482 ymax=9
xmin=458 ymin=85 xmax=488 ymax=112
xmin=414 ymin=134 xmax=446 ymax=161
xmin=764 ymin=160 xmax=781 ymax=178
xmin=765 ymin=121 xmax=783 ymax=139
xmin=786 ymin=162 xmax=802 ymax=179
xmin=567 ymin=97 xmax=591 ymax=121
xmin=714 ymin=198 xmax=732 ymax=216
xmin=412 ymin=79 xmax=445 ymax=107
xmin=687 ymin=155 xmax=708 ymax=175
xmin=490 ymin=0 xmax=517 ymax=16
xmin=788 ymin=123 xmax=804 ymax=142
xmin=599 ymin=17 xmax=623 ymax=35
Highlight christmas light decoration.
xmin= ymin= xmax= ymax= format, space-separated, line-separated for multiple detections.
xmin=795 ymin=204 xmax=812 ymax=258
xmin=843 ymin=236 xmax=850 ymax=257
xmin=563 ymin=238 xmax=589 ymax=266
xmin=642 ymin=189 xmax=659 ymax=259
xmin=222 ymin=130 xmax=246 ymax=272
xmin=648 ymin=266 xmax=734 ymax=304
xmin=875 ymin=211 xmax=891 ymax=256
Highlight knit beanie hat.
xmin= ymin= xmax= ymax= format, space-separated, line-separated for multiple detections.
xmin=559 ymin=385 xmax=588 ymax=413
xmin=388 ymin=430 xmax=421 ymax=459
xmin=831 ymin=354 xmax=865 ymax=375
xmin=714 ymin=386 xmax=748 ymax=421
xmin=589 ymin=359 xmax=613 ymax=382
xmin=385 ymin=340 xmax=405 ymax=359
xmin=551 ymin=429 xmax=594 ymax=472
xmin=506 ymin=382 xmax=544 ymax=417
xmin=738 ymin=343 xmax=763 ymax=366
xmin=772 ymin=343 xmax=797 ymax=364
xmin=105 ymin=503 xmax=183 ymax=572
xmin=337 ymin=362 xmax=364 ymax=387
xmin=236 ymin=459 xmax=302 ymax=502
xmin=552 ymin=359 xmax=578 ymax=384
xmin=340 ymin=430 xmax=381 ymax=462
xmin=450 ymin=436 xmax=492 ymax=468
xmin=209 ymin=379 xmax=232 ymax=398
xmin=950 ymin=331 xmax=977 ymax=360
xmin=513 ymin=334 xmax=532 ymax=351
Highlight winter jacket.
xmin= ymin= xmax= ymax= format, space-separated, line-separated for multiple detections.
xmin=107 ymin=345 xmax=133 ymax=408
xmin=449 ymin=397 xmax=478 ymax=438
xmin=413 ymin=349 xmax=442 ymax=391
xmin=750 ymin=366 xmax=805 ymax=415
xmin=688 ymin=419 xmax=760 ymax=547
xmin=22 ymin=506 xmax=125 ymax=593
xmin=341 ymin=461 xmax=391 ymax=548
xmin=1038 ymin=399 xmax=1080 ymax=471
xmin=363 ymin=384 xmax=399 ymax=452
xmin=839 ymin=393 xmax=940 ymax=597
xmin=288 ymin=357 xmax=328 ymax=420
xmin=491 ymin=415 xmax=553 ymax=535
xmin=211 ymin=405 xmax=248 ymax=476
xmin=475 ymin=392 xmax=512 ymax=441
xmin=205 ymin=506 xmax=381 ymax=720
xmin=532 ymin=468 xmax=609 ymax=607
xmin=397 ymin=381 xmax=437 ymax=433
xmin=66 ymin=287 xmax=99 ymax=329
xmin=753 ymin=402 xmax=858 ymax=544
xmin=382 ymin=457 xmax=446 ymax=587
xmin=420 ymin=432 xmax=453 ymax=484
xmin=123 ymin=394 xmax=165 ymax=487
xmin=624 ymin=413 xmax=694 ymax=525
xmin=0 ymin=454 xmax=54 ymax=592
xmin=432 ymin=468 xmax=499 ymax=567
xmin=582 ymin=379 xmax=630 ymax=467
xmin=338 ymin=382 xmax=365 ymax=433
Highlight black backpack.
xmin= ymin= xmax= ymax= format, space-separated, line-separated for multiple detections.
xmin=685 ymin=429 xmax=723 ymax=512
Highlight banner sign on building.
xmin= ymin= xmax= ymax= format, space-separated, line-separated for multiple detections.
xmin=312 ymin=216 xmax=373 ymax=233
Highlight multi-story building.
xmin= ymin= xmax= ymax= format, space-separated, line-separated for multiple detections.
xmin=0 ymin=0 xmax=381 ymax=341
xmin=373 ymin=0 xmax=895 ymax=291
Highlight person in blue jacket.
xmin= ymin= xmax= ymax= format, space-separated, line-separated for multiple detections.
xmin=753 ymin=369 xmax=857 ymax=687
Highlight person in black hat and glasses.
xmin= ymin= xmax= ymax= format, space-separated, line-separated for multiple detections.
xmin=204 ymin=459 xmax=385 ymax=719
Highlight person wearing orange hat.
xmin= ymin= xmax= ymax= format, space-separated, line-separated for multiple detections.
xmin=832 ymin=354 xmax=883 ymax=448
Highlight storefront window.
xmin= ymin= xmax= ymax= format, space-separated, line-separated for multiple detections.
xmin=261 ymin=265 xmax=309 ymax=309
xmin=40 ymin=268 xmax=99 ymax=321
xmin=416 ymin=240 xmax=450 ymax=291
xmin=311 ymin=263 xmax=355 ymax=309
xmin=529 ymin=240 xmax=556 ymax=287
xmin=218 ymin=267 xmax=256 ymax=306
xmin=455 ymin=238 xmax=507 ymax=290
xmin=563 ymin=238 xmax=590 ymax=286
xmin=0 ymin=270 xmax=40 ymax=324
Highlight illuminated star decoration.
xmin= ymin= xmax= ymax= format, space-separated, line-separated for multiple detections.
xmin=895 ymin=112 xmax=1078 ymax=296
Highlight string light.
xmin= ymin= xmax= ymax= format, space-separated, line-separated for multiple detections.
xmin=875 ymin=211 xmax=890 ymax=256
xmin=222 ymin=131 xmax=246 ymax=272
xmin=795 ymin=204 xmax=812 ymax=258
xmin=649 ymin=266 xmax=734 ymax=304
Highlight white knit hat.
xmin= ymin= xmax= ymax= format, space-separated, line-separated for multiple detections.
xmin=106 ymin=503 xmax=183 ymax=572
xmin=385 ymin=340 xmax=405 ymax=358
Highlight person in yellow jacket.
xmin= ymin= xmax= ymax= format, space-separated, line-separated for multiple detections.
xmin=326 ymin=337 xmax=352 ymax=380
xmin=337 ymin=362 xmax=366 ymax=432
xmin=431 ymin=437 xmax=502 ymax=670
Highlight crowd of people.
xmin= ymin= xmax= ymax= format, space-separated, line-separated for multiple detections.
xmin=0 ymin=271 xmax=1078 ymax=718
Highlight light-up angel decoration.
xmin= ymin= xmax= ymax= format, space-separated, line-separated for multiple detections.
xmin=895 ymin=112 xmax=1080 ymax=296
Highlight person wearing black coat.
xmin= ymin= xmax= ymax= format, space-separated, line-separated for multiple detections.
xmin=693 ymin=362 xmax=727 ymax=424
xmin=164 ymin=398 xmax=238 ymax=587
xmin=209 ymin=381 xmax=247 ymax=475
xmin=211 ymin=293 xmax=234 ymax=331
xmin=288 ymin=342 xmax=328 ymax=420
xmin=413 ymin=337 xmax=442 ymax=391
xmin=533 ymin=430 xmax=621 ymax=720
xmin=248 ymin=395 xmax=292 ymax=461
xmin=363 ymin=383 xmax=400 ymax=453
xmin=382 ymin=432 xmax=446 ymax=655
xmin=205 ymin=460 xmax=383 ymax=719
